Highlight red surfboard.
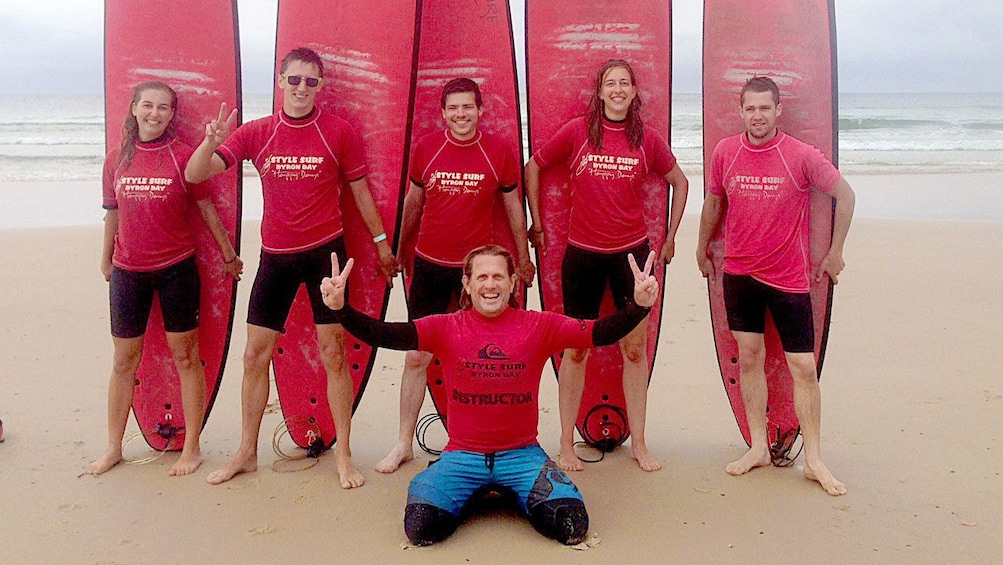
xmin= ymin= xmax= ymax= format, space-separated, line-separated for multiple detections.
xmin=702 ymin=0 xmax=838 ymax=458
xmin=104 ymin=0 xmax=242 ymax=451
xmin=407 ymin=0 xmax=527 ymax=429
xmin=272 ymin=0 xmax=417 ymax=448
xmin=526 ymin=1 xmax=673 ymax=449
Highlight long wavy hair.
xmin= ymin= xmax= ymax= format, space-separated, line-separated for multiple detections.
xmin=459 ymin=245 xmax=520 ymax=310
xmin=117 ymin=81 xmax=178 ymax=170
xmin=586 ymin=59 xmax=644 ymax=150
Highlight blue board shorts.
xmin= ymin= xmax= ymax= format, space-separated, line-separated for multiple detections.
xmin=407 ymin=444 xmax=584 ymax=516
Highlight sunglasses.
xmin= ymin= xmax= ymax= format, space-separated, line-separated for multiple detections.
xmin=282 ymin=74 xmax=322 ymax=88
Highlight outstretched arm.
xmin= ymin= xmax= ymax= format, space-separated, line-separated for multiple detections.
xmin=320 ymin=253 xmax=417 ymax=350
xmin=185 ymin=102 xmax=236 ymax=183
xmin=815 ymin=177 xmax=856 ymax=284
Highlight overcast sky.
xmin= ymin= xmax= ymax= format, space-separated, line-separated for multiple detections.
xmin=2 ymin=0 xmax=1001 ymax=94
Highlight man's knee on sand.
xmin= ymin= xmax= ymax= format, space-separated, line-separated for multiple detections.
xmin=403 ymin=498 xmax=588 ymax=546
xmin=529 ymin=497 xmax=589 ymax=545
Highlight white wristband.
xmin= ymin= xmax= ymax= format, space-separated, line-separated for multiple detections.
xmin=372 ymin=233 xmax=387 ymax=243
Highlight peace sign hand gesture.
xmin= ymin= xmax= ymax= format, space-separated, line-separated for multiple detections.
xmin=628 ymin=251 xmax=659 ymax=308
xmin=320 ymin=253 xmax=354 ymax=311
xmin=205 ymin=102 xmax=238 ymax=147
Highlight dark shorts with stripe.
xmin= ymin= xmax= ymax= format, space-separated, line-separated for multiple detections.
xmin=110 ymin=255 xmax=200 ymax=338
xmin=723 ymin=273 xmax=814 ymax=353
xmin=408 ymin=255 xmax=463 ymax=321
xmin=247 ymin=237 xmax=347 ymax=331
xmin=561 ymin=241 xmax=650 ymax=320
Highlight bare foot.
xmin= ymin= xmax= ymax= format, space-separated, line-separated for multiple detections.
xmin=725 ymin=446 xmax=771 ymax=476
xmin=85 ymin=450 xmax=123 ymax=476
xmin=169 ymin=450 xmax=204 ymax=476
xmin=336 ymin=449 xmax=365 ymax=489
xmin=804 ymin=460 xmax=847 ymax=496
xmin=630 ymin=444 xmax=663 ymax=472
xmin=206 ymin=451 xmax=257 ymax=485
xmin=558 ymin=445 xmax=584 ymax=472
xmin=375 ymin=443 xmax=414 ymax=474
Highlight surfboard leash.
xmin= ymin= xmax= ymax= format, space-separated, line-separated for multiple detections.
xmin=415 ymin=413 xmax=445 ymax=456
xmin=770 ymin=428 xmax=803 ymax=467
xmin=578 ymin=404 xmax=628 ymax=461
xmin=121 ymin=420 xmax=181 ymax=465
xmin=270 ymin=416 xmax=325 ymax=472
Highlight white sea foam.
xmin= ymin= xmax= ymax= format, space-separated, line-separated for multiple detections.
xmin=2 ymin=92 xmax=1001 ymax=226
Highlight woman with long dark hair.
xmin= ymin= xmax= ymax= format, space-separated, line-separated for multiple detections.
xmin=87 ymin=81 xmax=241 ymax=476
xmin=526 ymin=59 xmax=689 ymax=473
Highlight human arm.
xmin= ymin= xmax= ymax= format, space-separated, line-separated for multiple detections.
xmin=524 ymin=157 xmax=545 ymax=252
xmin=185 ymin=102 xmax=237 ymax=184
xmin=196 ymin=198 xmax=242 ymax=280
xmin=814 ymin=177 xmax=856 ymax=284
xmin=695 ymin=193 xmax=726 ymax=280
xmin=101 ymin=209 xmax=118 ymax=281
xmin=659 ymin=163 xmax=690 ymax=264
xmin=347 ymin=177 xmax=401 ymax=283
xmin=501 ymin=188 xmax=535 ymax=286
xmin=320 ymin=253 xmax=418 ymax=349
xmin=397 ymin=182 xmax=425 ymax=278
xmin=591 ymin=251 xmax=658 ymax=345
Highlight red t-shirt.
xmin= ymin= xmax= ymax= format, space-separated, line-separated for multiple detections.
xmin=217 ymin=109 xmax=368 ymax=253
xmin=102 ymin=138 xmax=210 ymax=271
xmin=415 ymin=307 xmax=594 ymax=453
xmin=534 ymin=117 xmax=677 ymax=252
xmin=409 ymin=130 xmax=520 ymax=266
xmin=708 ymin=131 xmax=842 ymax=292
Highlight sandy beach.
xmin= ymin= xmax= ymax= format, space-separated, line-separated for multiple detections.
xmin=1 ymin=172 xmax=1001 ymax=563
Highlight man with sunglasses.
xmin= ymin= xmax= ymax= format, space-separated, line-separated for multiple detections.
xmin=186 ymin=47 xmax=399 ymax=489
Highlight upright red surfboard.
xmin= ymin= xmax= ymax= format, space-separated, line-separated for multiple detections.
xmin=272 ymin=0 xmax=417 ymax=448
xmin=407 ymin=0 xmax=527 ymax=428
xmin=104 ymin=0 xmax=242 ymax=451
xmin=702 ymin=0 xmax=838 ymax=456
xmin=526 ymin=1 xmax=673 ymax=449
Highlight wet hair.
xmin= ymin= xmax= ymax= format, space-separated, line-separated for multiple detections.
xmin=740 ymin=76 xmax=780 ymax=106
xmin=587 ymin=59 xmax=644 ymax=150
xmin=118 ymin=81 xmax=177 ymax=170
xmin=440 ymin=78 xmax=482 ymax=109
xmin=281 ymin=47 xmax=325 ymax=77
xmin=459 ymin=244 xmax=520 ymax=310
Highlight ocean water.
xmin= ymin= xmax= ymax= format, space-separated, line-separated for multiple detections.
xmin=1 ymin=92 xmax=1001 ymax=227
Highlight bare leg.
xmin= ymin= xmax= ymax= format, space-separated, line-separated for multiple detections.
xmin=557 ymin=347 xmax=588 ymax=472
xmin=375 ymin=350 xmax=431 ymax=473
xmin=317 ymin=324 xmax=364 ymax=489
xmin=87 ymin=336 xmax=144 ymax=475
xmin=206 ymin=324 xmax=278 ymax=485
xmin=725 ymin=331 xmax=772 ymax=476
xmin=166 ymin=329 xmax=206 ymax=476
xmin=620 ymin=318 xmax=661 ymax=471
xmin=786 ymin=351 xmax=846 ymax=496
